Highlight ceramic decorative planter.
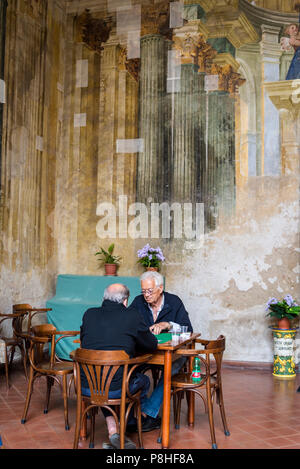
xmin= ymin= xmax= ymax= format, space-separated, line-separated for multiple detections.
xmin=271 ymin=327 xmax=299 ymax=379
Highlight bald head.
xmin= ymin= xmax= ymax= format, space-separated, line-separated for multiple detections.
xmin=103 ymin=283 xmax=130 ymax=306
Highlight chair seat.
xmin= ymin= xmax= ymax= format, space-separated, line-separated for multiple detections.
xmin=36 ymin=361 xmax=74 ymax=374
xmin=172 ymin=372 xmax=217 ymax=388
xmin=171 ymin=372 xmax=204 ymax=387
xmin=87 ymin=391 xmax=141 ymax=407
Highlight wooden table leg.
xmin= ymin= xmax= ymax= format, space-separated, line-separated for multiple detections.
xmin=161 ymin=351 xmax=172 ymax=449
xmin=187 ymin=347 xmax=195 ymax=426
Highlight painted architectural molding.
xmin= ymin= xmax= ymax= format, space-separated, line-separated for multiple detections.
xmin=264 ymin=79 xmax=300 ymax=119
xmin=118 ymin=47 xmax=140 ymax=82
xmin=140 ymin=1 xmax=172 ymax=38
xmin=75 ymin=9 xmax=112 ymax=53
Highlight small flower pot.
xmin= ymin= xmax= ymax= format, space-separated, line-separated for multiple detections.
xmin=146 ymin=267 xmax=158 ymax=272
xmin=277 ymin=318 xmax=290 ymax=329
xmin=104 ymin=264 xmax=118 ymax=276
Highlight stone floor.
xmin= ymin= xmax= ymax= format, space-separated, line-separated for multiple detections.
xmin=0 ymin=363 xmax=300 ymax=450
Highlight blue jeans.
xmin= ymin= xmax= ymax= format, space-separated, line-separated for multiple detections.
xmin=141 ymin=357 xmax=186 ymax=419
xmin=81 ymin=372 xmax=150 ymax=421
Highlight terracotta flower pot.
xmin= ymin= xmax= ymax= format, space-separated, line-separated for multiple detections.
xmin=104 ymin=263 xmax=118 ymax=276
xmin=146 ymin=267 xmax=158 ymax=272
xmin=277 ymin=317 xmax=290 ymax=329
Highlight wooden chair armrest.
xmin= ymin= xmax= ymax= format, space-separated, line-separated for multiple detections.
xmin=125 ymin=354 xmax=153 ymax=398
xmin=55 ymin=331 xmax=80 ymax=345
xmin=195 ymin=338 xmax=210 ymax=346
xmin=127 ymin=354 xmax=153 ymax=365
xmin=0 ymin=312 xmax=27 ymax=319
xmin=174 ymin=349 xmax=200 ymax=356
xmin=55 ymin=330 xmax=80 ymax=336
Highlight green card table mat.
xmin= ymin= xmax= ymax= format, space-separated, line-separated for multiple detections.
xmin=155 ymin=333 xmax=172 ymax=343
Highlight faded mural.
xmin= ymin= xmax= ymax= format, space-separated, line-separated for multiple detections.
xmin=0 ymin=0 xmax=299 ymax=364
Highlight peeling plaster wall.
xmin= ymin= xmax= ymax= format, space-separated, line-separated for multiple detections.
xmin=0 ymin=1 xmax=299 ymax=367
xmin=166 ymin=178 xmax=300 ymax=362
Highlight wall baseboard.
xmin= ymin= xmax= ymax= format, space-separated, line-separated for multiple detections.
xmin=222 ymin=360 xmax=273 ymax=371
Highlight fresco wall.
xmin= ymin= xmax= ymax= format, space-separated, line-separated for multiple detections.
xmin=0 ymin=0 xmax=299 ymax=363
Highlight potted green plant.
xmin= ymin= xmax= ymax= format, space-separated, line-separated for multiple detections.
xmin=265 ymin=295 xmax=300 ymax=329
xmin=137 ymin=244 xmax=165 ymax=271
xmin=95 ymin=243 xmax=122 ymax=276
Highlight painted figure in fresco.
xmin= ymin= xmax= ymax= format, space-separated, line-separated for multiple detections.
xmin=281 ymin=23 xmax=300 ymax=80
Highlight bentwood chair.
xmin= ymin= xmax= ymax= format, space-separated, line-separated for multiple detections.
xmin=0 ymin=311 xmax=28 ymax=389
xmin=21 ymin=324 xmax=79 ymax=430
xmin=72 ymin=348 xmax=153 ymax=449
xmin=170 ymin=336 xmax=230 ymax=449
xmin=12 ymin=304 xmax=52 ymax=378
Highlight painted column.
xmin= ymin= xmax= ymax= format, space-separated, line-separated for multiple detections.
xmin=206 ymin=64 xmax=240 ymax=230
xmin=260 ymin=25 xmax=282 ymax=176
xmin=0 ymin=0 xmax=7 ymax=192
xmin=206 ymin=91 xmax=235 ymax=229
xmin=172 ymin=62 xmax=200 ymax=203
xmin=137 ymin=33 xmax=167 ymax=204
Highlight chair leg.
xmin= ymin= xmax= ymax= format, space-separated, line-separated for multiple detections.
xmin=8 ymin=345 xmax=15 ymax=369
xmin=62 ymin=374 xmax=70 ymax=430
xmin=4 ymin=346 xmax=9 ymax=390
xmin=175 ymin=391 xmax=183 ymax=429
xmin=136 ymin=402 xmax=143 ymax=449
xmin=217 ymin=385 xmax=230 ymax=436
xmin=206 ymin=386 xmax=217 ymax=449
xmin=44 ymin=376 xmax=54 ymax=414
xmin=73 ymin=397 xmax=82 ymax=449
xmin=19 ymin=343 xmax=28 ymax=380
xmin=89 ymin=408 xmax=96 ymax=448
xmin=21 ymin=366 xmax=35 ymax=424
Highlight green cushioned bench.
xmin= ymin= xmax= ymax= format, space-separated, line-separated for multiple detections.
xmin=46 ymin=274 xmax=141 ymax=360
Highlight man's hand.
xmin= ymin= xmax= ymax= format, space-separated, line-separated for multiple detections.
xmin=150 ymin=322 xmax=171 ymax=335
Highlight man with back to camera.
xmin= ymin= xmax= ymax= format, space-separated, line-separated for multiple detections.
xmin=80 ymin=283 xmax=158 ymax=449
xmin=127 ymin=270 xmax=193 ymax=433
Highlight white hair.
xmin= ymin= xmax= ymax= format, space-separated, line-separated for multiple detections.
xmin=103 ymin=284 xmax=130 ymax=303
xmin=140 ymin=271 xmax=164 ymax=287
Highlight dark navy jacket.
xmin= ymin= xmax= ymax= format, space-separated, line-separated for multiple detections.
xmin=80 ymin=300 xmax=158 ymax=390
xmin=129 ymin=292 xmax=193 ymax=332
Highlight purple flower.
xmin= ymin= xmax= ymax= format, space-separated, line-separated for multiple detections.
xmin=265 ymin=297 xmax=278 ymax=311
xmin=284 ymin=294 xmax=294 ymax=307
xmin=137 ymin=244 xmax=165 ymax=264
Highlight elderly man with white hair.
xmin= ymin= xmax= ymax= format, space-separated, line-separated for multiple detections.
xmin=127 ymin=271 xmax=193 ymax=433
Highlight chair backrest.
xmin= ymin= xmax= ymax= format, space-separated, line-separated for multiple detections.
xmin=13 ymin=304 xmax=51 ymax=333
xmin=196 ymin=335 xmax=226 ymax=379
xmin=73 ymin=348 xmax=131 ymax=406
xmin=25 ymin=324 xmax=57 ymax=368
xmin=13 ymin=304 xmax=32 ymax=312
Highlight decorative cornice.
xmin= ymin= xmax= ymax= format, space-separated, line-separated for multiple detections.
xmin=264 ymin=79 xmax=300 ymax=119
xmin=119 ymin=47 xmax=140 ymax=82
xmin=213 ymin=52 xmax=241 ymax=72
xmin=239 ymin=0 xmax=300 ymax=33
xmin=173 ymin=33 xmax=202 ymax=65
xmin=197 ymin=36 xmax=218 ymax=73
xmin=204 ymin=10 xmax=259 ymax=48
xmin=140 ymin=1 xmax=172 ymax=39
xmin=173 ymin=32 xmax=222 ymax=73
xmin=75 ymin=9 xmax=112 ymax=53
xmin=210 ymin=62 xmax=246 ymax=94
